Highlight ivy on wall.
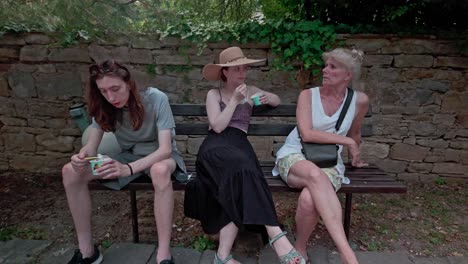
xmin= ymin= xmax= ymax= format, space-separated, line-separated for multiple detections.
xmin=162 ymin=19 xmax=337 ymax=86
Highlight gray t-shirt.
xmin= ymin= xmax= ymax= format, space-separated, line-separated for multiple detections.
xmin=90 ymin=87 xmax=185 ymax=172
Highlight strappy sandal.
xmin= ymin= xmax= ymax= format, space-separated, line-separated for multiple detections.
xmin=269 ymin=231 xmax=306 ymax=264
xmin=159 ymin=256 xmax=174 ymax=264
xmin=213 ymin=253 xmax=234 ymax=264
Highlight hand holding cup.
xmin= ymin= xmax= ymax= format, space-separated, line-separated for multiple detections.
xmin=88 ymin=154 xmax=111 ymax=176
xmin=250 ymin=92 xmax=265 ymax=106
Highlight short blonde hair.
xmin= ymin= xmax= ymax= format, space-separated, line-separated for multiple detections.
xmin=322 ymin=48 xmax=364 ymax=88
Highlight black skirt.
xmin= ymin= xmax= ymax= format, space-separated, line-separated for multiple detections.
xmin=184 ymin=127 xmax=279 ymax=234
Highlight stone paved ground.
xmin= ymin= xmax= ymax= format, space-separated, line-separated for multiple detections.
xmin=0 ymin=239 xmax=466 ymax=264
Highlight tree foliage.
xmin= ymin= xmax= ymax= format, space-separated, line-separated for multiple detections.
xmin=301 ymin=0 xmax=468 ymax=34
xmin=161 ymin=18 xmax=336 ymax=79
xmin=2 ymin=0 xmax=465 ymax=86
xmin=1 ymin=0 xmax=466 ymax=36
xmin=0 ymin=0 xmax=138 ymax=38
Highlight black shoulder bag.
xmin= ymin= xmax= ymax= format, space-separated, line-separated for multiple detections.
xmin=300 ymin=88 xmax=354 ymax=168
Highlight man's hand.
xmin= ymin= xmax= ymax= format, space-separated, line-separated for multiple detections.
xmin=99 ymin=159 xmax=132 ymax=179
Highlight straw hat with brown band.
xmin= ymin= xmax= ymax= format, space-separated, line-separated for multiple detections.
xmin=202 ymin=47 xmax=265 ymax=81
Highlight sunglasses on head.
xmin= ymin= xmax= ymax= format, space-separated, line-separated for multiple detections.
xmin=89 ymin=60 xmax=130 ymax=79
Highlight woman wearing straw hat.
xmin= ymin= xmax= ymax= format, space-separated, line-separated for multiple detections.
xmin=184 ymin=47 xmax=305 ymax=264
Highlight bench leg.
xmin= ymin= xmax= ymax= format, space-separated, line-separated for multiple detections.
xmin=130 ymin=190 xmax=139 ymax=243
xmin=343 ymin=193 xmax=352 ymax=239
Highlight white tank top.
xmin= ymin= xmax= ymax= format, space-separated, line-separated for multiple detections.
xmin=273 ymin=87 xmax=357 ymax=180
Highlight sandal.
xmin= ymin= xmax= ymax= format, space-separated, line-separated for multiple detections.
xmin=159 ymin=256 xmax=174 ymax=264
xmin=269 ymin=231 xmax=306 ymax=264
xmin=213 ymin=253 xmax=233 ymax=264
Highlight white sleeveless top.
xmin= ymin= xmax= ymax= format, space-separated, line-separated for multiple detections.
xmin=272 ymin=87 xmax=357 ymax=183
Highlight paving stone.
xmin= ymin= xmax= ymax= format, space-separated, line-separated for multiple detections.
xmin=174 ymin=247 xmax=202 ymax=263
xmin=102 ymin=242 xmax=154 ymax=264
xmin=148 ymin=247 xmax=201 ymax=264
xmin=199 ymin=249 xmax=255 ymax=264
xmin=447 ymin=256 xmax=468 ymax=264
xmin=0 ymin=239 xmax=51 ymax=264
xmin=308 ymin=245 xmax=330 ymax=264
xmin=37 ymin=243 xmax=75 ymax=264
xmin=1 ymin=240 xmax=467 ymax=264
xmin=236 ymin=254 xmax=257 ymax=264
xmin=329 ymin=251 xmax=413 ymax=264
xmin=413 ymin=257 xmax=450 ymax=264
xmin=199 ymin=250 xmax=216 ymax=264
xmin=258 ymin=245 xmax=280 ymax=263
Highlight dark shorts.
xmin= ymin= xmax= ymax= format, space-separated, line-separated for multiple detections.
xmin=99 ymin=152 xmax=187 ymax=190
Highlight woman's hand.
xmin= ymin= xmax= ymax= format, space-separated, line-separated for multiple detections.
xmin=347 ymin=138 xmax=368 ymax=167
xmin=232 ymin=83 xmax=247 ymax=104
xmin=259 ymin=93 xmax=269 ymax=105
xmin=97 ymin=159 xmax=132 ymax=179
xmin=71 ymin=148 xmax=95 ymax=173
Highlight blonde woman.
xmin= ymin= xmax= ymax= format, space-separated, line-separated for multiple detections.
xmin=273 ymin=48 xmax=369 ymax=264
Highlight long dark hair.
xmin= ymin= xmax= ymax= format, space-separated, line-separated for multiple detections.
xmin=88 ymin=60 xmax=144 ymax=132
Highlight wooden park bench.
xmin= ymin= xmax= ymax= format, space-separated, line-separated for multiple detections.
xmin=89 ymin=104 xmax=407 ymax=243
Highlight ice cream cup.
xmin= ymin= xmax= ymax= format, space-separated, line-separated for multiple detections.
xmin=89 ymin=156 xmax=110 ymax=175
xmin=250 ymin=92 xmax=264 ymax=106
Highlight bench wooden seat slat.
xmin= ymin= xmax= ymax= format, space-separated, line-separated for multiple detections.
xmin=89 ymin=179 xmax=406 ymax=193
xmin=264 ymin=181 xmax=407 ymax=193
xmin=176 ymin=124 xmax=298 ymax=136
xmin=177 ymin=123 xmax=372 ymax=138
xmin=178 ymin=168 xmax=390 ymax=179
xmin=89 ymin=104 xmax=406 ymax=243
xmin=184 ymin=159 xmax=383 ymax=170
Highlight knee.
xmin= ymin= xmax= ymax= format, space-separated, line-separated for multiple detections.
xmin=150 ymin=163 xmax=172 ymax=191
xmin=62 ymin=163 xmax=85 ymax=189
xmin=305 ymin=165 xmax=323 ymax=183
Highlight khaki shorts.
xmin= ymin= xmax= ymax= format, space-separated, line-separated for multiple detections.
xmin=277 ymin=153 xmax=342 ymax=191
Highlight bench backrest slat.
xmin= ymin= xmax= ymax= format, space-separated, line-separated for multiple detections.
xmin=171 ymin=104 xmax=372 ymax=137
xmin=171 ymin=104 xmax=297 ymax=117
xmin=171 ymin=104 xmax=372 ymax=117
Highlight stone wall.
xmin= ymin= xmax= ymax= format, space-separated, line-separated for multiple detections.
xmin=0 ymin=33 xmax=467 ymax=181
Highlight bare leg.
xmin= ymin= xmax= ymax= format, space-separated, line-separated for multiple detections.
xmin=62 ymin=163 xmax=96 ymax=257
xmin=150 ymin=158 xmax=176 ymax=263
xmin=294 ymin=189 xmax=320 ymax=260
xmin=287 ymin=160 xmax=358 ymax=264
xmin=217 ymin=222 xmax=241 ymax=264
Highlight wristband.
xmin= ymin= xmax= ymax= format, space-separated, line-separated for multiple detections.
xmin=126 ymin=163 xmax=133 ymax=175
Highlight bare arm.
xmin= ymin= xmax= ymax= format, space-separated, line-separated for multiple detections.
xmin=206 ymin=85 xmax=245 ymax=133
xmin=71 ymin=126 xmax=104 ymax=172
xmin=80 ymin=126 xmax=104 ymax=156
xmin=249 ymin=86 xmax=281 ymax=107
xmin=127 ymin=129 xmax=173 ymax=174
xmin=347 ymin=91 xmax=369 ymax=146
xmin=101 ymin=129 xmax=174 ymax=179
xmin=346 ymin=91 xmax=370 ymax=167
